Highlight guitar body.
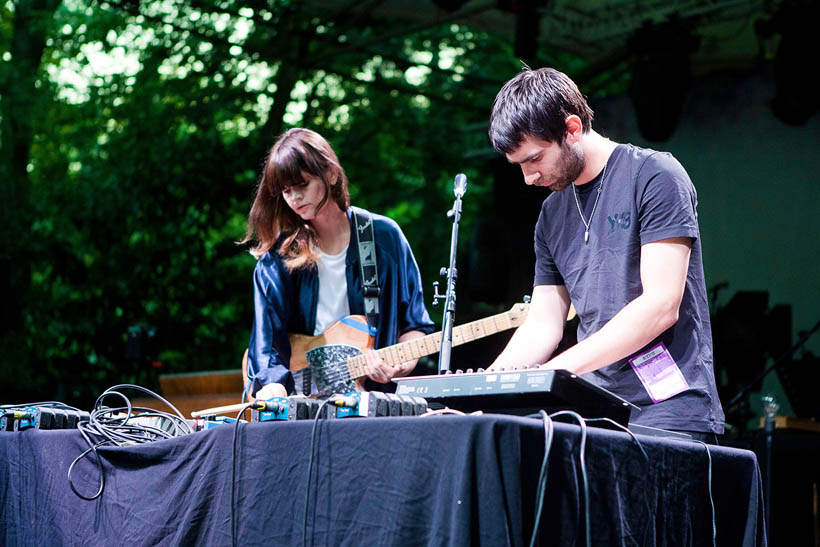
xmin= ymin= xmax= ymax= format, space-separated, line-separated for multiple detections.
xmin=289 ymin=315 xmax=373 ymax=397
xmin=289 ymin=315 xmax=373 ymax=371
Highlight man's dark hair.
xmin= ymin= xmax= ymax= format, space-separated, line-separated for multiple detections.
xmin=489 ymin=67 xmax=594 ymax=154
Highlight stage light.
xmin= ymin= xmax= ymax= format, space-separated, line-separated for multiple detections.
xmin=497 ymin=0 xmax=543 ymax=61
xmin=756 ymin=1 xmax=820 ymax=126
xmin=432 ymin=0 xmax=470 ymax=12
xmin=627 ymin=17 xmax=700 ymax=142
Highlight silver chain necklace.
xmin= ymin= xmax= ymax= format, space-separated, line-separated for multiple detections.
xmin=571 ymin=161 xmax=607 ymax=244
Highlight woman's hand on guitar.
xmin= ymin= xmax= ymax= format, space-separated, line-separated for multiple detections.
xmin=363 ymin=350 xmax=392 ymax=383
xmin=255 ymin=382 xmax=288 ymax=400
xmin=363 ymin=331 xmax=424 ymax=383
xmin=362 ymin=350 xmax=414 ymax=384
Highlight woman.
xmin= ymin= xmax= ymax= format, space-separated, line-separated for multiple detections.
xmin=242 ymin=128 xmax=434 ymax=400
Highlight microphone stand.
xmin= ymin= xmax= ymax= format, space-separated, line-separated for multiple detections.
xmin=724 ymin=316 xmax=820 ymax=413
xmin=761 ymin=394 xmax=779 ymax=540
xmin=433 ymin=174 xmax=467 ymax=375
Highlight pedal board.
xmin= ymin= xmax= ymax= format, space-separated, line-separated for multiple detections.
xmin=250 ymin=392 xmax=429 ymax=422
xmin=1 ymin=406 xmax=90 ymax=431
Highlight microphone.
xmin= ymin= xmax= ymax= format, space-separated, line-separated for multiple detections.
xmin=453 ymin=173 xmax=467 ymax=198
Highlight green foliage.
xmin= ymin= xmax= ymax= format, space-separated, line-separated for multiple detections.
xmin=0 ymin=0 xmax=540 ymax=407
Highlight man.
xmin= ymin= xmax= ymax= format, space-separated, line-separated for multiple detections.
xmin=487 ymin=67 xmax=724 ymax=439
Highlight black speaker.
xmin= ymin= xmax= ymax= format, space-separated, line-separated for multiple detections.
xmin=752 ymin=427 xmax=820 ymax=545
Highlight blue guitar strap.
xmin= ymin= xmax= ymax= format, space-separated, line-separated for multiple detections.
xmin=352 ymin=209 xmax=379 ymax=337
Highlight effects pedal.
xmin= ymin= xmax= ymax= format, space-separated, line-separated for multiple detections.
xmin=197 ymin=415 xmax=247 ymax=430
xmin=334 ymin=392 xmax=428 ymax=418
xmin=251 ymin=396 xmax=321 ymax=422
xmin=1 ymin=406 xmax=90 ymax=431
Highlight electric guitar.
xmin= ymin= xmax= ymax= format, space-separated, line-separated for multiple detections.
xmin=289 ymin=302 xmax=530 ymax=397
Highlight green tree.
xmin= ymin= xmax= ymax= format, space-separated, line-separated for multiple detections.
xmin=1 ymin=0 xmax=523 ymax=407
xmin=1 ymin=0 xmax=63 ymax=400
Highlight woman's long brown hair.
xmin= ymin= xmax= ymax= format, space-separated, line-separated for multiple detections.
xmin=241 ymin=128 xmax=350 ymax=270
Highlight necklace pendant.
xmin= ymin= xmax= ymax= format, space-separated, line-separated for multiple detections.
xmin=584 ymin=230 xmax=589 ymax=244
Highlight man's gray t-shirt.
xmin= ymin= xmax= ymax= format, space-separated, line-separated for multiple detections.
xmin=534 ymin=143 xmax=725 ymax=434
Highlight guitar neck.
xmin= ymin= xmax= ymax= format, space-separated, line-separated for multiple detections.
xmin=346 ymin=305 xmax=527 ymax=380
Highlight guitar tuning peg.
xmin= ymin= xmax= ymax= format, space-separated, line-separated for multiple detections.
xmin=523 ymin=295 xmax=531 ymax=304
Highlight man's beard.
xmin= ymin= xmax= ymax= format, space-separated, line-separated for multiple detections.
xmin=547 ymin=139 xmax=585 ymax=192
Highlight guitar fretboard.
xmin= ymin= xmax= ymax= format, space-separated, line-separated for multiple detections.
xmin=346 ymin=304 xmax=528 ymax=380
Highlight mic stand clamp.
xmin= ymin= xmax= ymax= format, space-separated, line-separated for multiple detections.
xmin=432 ymin=174 xmax=467 ymax=375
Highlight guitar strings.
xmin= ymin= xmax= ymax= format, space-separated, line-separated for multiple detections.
xmin=305 ymin=308 xmax=525 ymax=396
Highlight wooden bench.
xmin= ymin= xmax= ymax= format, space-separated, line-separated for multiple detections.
xmin=130 ymin=369 xmax=244 ymax=418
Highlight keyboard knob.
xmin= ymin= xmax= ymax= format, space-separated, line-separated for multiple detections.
xmin=455 ymin=369 xmax=464 ymax=374
xmin=445 ymin=370 xmax=453 ymax=375
xmin=477 ymin=368 xmax=485 ymax=373
xmin=465 ymin=368 xmax=474 ymax=374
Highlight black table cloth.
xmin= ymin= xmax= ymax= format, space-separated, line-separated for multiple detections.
xmin=1 ymin=414 xmax=765 ymax=546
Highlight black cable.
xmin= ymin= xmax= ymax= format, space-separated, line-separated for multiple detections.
xmin=528 ymin=413 xmax=711 ymax=547
xmin=67 ymin=384 xmax=194 ymax=501
xmin=67 ymin=426 xmax=107 ymax=500
xmin=98 ymin=384 xmax=192 ymax=436
xmin=548 ymin=410 xmax=590 ymax=547
xmin=694 ymin=441 xmax=716 ymax=547
xmin=303 ymin=398 xmax=334 ymax=547
xmin=582 ymin=418 xmax=649 ymax=462
xmin=583 ymin=417 xmax=652 ymax=545
xmin=529 ymin=410 xmax=555 ymax=547
xmin=231 ymin=402 xmax=257 ymax=547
